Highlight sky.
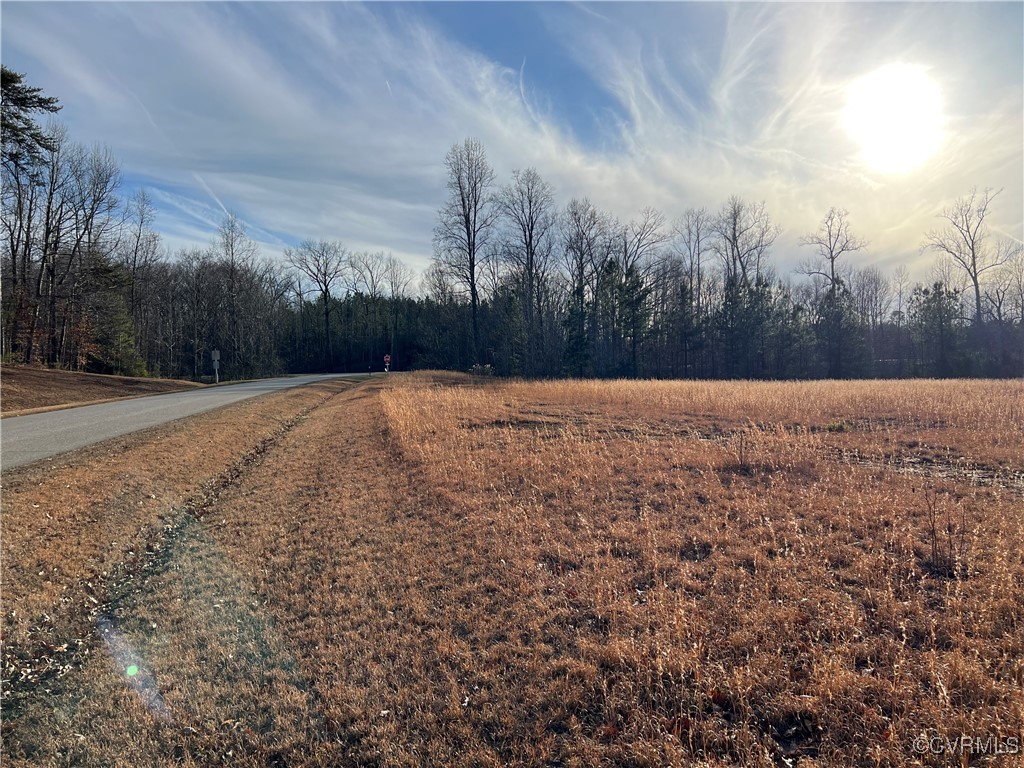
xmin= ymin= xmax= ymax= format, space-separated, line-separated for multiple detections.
xmin=2 ymin=1 xmax=1022 ymax=279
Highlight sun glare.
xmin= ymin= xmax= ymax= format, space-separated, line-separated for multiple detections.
xmin=843 ymin=63 xmax=944 ymax=174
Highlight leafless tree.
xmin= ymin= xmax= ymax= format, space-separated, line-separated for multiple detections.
xmin=673 ymin=207 xmax=713 ymax=319
xmin=928 ymin=254 xmax=968 ymax=294
xmin=712 ymin=196 xmax=780 ymax=287
xmin=216 ymin=213 xmax=259 ymax=369
xmin=1007 ymin=248 xmax=1024 ymax=325
xmin=497 ymin=168 xmax=557 ymax=372
xmin=176 ymin=247 xmax=214 ymax=379
xmin=421 ymin=260 xmax=457 ymax=304
xmin=432 ymin=138 xmax=498 ymax=360
xmin=119 ymin=188 xmax=161 ymax=347
xmin=799 ymin=208 xmax=868 ymax=292
xmin=851 ymin=266 xmax=892 ymax=329
xmin=478 ymin=241 xmax=507 ymax=301
xmin=851 ymin=265 xmax=893 ymax=366
xmin=891 ymin=265 xmax=910 ymax=324
xmin=619 ymin=206 xmax=669 ymax=273
xmin=923 ymin=188 xmax=1014 ymax=324
xmin=1 ymin=118 xmax=44 ymax=359
xmin=348 ymin=249 xmax=388 ymax=299
xmin=45 ymin=137 xmax=121 ymax=366
xmin=348 ymin=249 xmax=393 ymax=367
xmin=560 ymin=197 xmax=612 ymax=297
xmin=983 ymin=244 xmax=1024 ymax=324
xmin=559 ymin=198 xmax=612 ymax=373
xmin=384 ymin=253 xmax=415 ymax=300
xmin=285 ymin=239 xmax=347 ymax=367
xmin=383 ymin=253 xmax=415 ymax=362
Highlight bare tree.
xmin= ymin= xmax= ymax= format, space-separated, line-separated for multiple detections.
xmin=984 ymin=240 xmax=1024 ymax=322
xmin=497 ymin=167 xmax=557 ymax=373
xmin=46 ymin=138 xmax=122 ymax=366
xmin=929 ymin=254 xmax=968 ymax=297
xmin=852 ymin=266 xmax=893 ymax=369
xmin=348 ymin=249 xmax=392 ymax=368
xmin=421 ymin=261 xmax=457 ymax=304
xmin=348 ymin=249 xmax=388 ymax=299
xmin=432 ymin=138 xmax=498 ymax=361
xmin=923 ymin=188 xmax=1014 ymax=324
xmin=560 ymin=198 xmax=613 ymax=374
xmin=1006 ymin=247 xmax=1024 ymax=325
xmin=673 ymin=207 xmax=713 ymax=320
xmin=561 ymin=198 xmax=614 ymax=299
xmin=384 ymin=253 xmax=415 ymax=300
xmin=285 ymin=239 xmax=347 ymax=368
xmin=216 ymin=213 xmax=258 ymax=371
xmin=712 ymin=196 xmax=780 ymax=287
xmin=119 ymin=188 xmax=161 ymax=342
xmin=851 ymin=266 xmax=892 ymax=328
xmin=1 ymin=117 xmax=44 ymax=359
xmin=177 ymin=247 xmax=214 ymax=379
xmin=891 ymin=265 xmax=910 ymax=323
xmin=619 ymin=207 xmax=669 ymax=273
xmin=383 ymin=253 xmax=415 ymax=364
xmin=799 ymin=208 xmax=868 ymax=291
xmin=478 ymin=241 xmax=507 ymax=301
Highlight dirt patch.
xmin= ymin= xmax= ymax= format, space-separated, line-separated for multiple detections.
xmin=1 ymin=365 xmax=204 ymax=414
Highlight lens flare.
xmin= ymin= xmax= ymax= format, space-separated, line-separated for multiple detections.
xmin=98 ymin=616 xmax=172 ymax=722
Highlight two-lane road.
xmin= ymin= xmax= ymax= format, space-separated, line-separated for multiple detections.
xmin=0 ymin=373 xmax=368 ymax=472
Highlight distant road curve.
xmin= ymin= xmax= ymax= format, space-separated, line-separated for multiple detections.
xmin=1 ymin=373 xmax=368 ymax=472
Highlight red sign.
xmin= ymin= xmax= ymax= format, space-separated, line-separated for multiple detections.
xmin=384 ymin=354 xmax=391 ymax=363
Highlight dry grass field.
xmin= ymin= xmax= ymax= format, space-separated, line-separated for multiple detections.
xmin=2 ymin=373 xmax=1021 ymax=767
xmin=0 ymin=365 xmax=204 ymax=414
xmin=379 ymin=375 xmax=1024 ymax=767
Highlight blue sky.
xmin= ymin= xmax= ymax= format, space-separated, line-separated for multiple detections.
xmin=2 ymin=1 xmax=1021 ymax=278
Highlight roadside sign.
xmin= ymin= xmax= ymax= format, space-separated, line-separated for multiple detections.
xmin=211 ymin=349 xmax=220 ymax=361
xmin=384 ymin=354 xmax=391 ymax=364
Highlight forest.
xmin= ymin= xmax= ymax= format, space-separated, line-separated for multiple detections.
xmin=3 ymin=68 xmax=1023 ymax=382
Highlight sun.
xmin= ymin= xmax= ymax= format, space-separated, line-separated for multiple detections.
xmin=843 ymin=63 xmax=944 ymax=174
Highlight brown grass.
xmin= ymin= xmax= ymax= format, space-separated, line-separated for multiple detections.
xmin=3 ymin=374 xmax=1021 ymax=767
xmin=380 ymin=375 xmax=1024 ymax=766
xmin=1 ymin=379 xmax=351 ymax=749
xmin=0 ymin=365 xmax=204 ymax=414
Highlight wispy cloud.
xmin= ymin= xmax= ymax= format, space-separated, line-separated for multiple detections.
xmin=2 ymin=2 xmax=1020 ymax=278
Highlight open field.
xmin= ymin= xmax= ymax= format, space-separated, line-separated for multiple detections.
xmin=0 ymin=366 xmax=205 ymax=414
xmin=2 ymin=374 xmax=1022 ymax=766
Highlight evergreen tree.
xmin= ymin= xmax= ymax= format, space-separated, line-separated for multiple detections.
xmin=1 ymin=66 xmax=62 ymax=169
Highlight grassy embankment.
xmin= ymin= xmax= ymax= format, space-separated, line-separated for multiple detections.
xmin=1 ymin=366 xmax=204 ymax=415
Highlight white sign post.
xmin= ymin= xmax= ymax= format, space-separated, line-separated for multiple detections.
xmin=211 ymin=349 xmax=220 ymax=384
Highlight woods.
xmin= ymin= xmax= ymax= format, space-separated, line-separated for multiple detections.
xmin=3 ymin=68 xmax=1022 ymax=381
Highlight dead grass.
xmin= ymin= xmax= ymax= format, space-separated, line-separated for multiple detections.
xmin=380 ymin=374 xmax=1024 ymax=766
xmin=3 ymin=374 xmax=1021 ymax=767
xmin=0 ymin=365 xmax=204 ymax=414
xmin=1 ymin=380 xmax=349 ymax=728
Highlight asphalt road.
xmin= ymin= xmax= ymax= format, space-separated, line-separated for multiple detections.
xmin=0 ymin=373 xmax=368 ymax=472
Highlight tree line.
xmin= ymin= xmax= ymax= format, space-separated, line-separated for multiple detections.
xmin=428 ymin=138 xmax=1022 ymax=379
xmin=3 ymin=69 xmax=1022 ymax=381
